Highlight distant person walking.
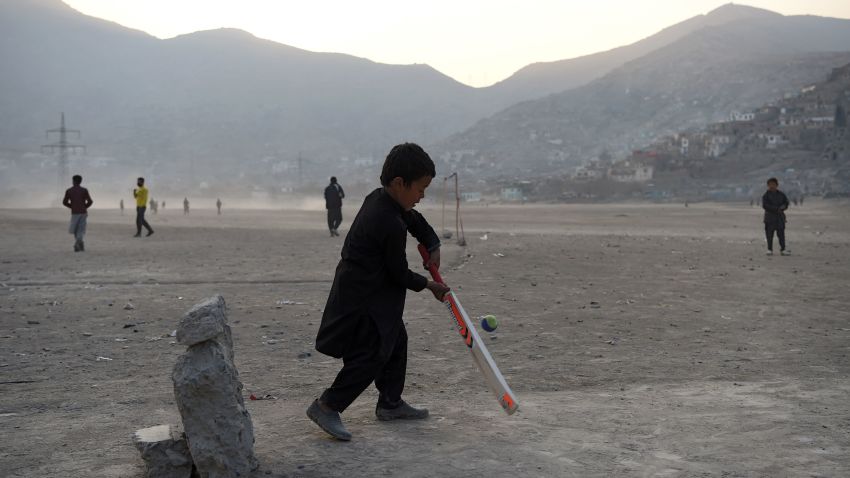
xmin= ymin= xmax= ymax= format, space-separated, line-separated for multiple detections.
xmin=183 ymin=197 xmax=190 ymax=215
xmin=762 ymin=177 xmax=789 ymax=256
xmin=799 ymin=194 xmax=804 ymax=206
xmin=162 ymin=200 xmax=166 ymax=210
xmin=62 ymin=174 xmax=93 ymax=252
xmin=324 ymin=176 xmax=345 ymax=236
xmin=133 ymin=177 xmax=154 ymax=237
xmin=120 ymin=199 xmax=124 ymax=215
xmin=216 ymin=198 xmax=222 ymax=215
xmin=150 ymin=198 xmax=157 ymax=214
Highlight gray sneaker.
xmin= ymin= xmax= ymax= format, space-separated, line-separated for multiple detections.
xmin=307 ymin=400 xmax=351 ymax=441
xmin=780 ymin=250 xmax=791 ymax=256
xmin=376 ymin=400 xmax=429 ymax=421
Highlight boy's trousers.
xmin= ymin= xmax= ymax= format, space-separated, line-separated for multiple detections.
xmin=320 ymin=314 xmax=407 ymax=412
xmin=765 ymin=223 xmax=786 ymax=251
xmin=327 ymin=207 xmax=342 ymax=231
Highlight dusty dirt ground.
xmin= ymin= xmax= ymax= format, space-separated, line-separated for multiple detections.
xmin=1 ymin=199 xmax=849 ymax=477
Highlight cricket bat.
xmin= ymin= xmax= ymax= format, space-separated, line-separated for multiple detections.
xmin=418 ymin=244 xmax=519 ymax=415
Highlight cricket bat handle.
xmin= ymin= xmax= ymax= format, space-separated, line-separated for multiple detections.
xmin=417 ymin=244 xmax=445 ymax=285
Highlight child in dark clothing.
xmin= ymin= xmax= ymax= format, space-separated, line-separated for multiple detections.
xmin=762 ymin=177 xmax=790 ymax=256
xmin=324 ymin=176 xmax=345 ymax=236
xmin=307 ymin=143 xmax=450 ymax=441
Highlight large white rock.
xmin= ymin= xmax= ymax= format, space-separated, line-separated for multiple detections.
xmin=132 ymin=424 xmax=194 ymax=478
xmin=172 ymin=295 xmax=258 ymax=477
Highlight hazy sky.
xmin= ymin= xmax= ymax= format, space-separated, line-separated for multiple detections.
xmin=64 ymin=0 xmax=850 ymax=87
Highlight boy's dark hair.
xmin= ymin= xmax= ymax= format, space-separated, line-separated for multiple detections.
xmin=767 ymin=177 xmax=778 ymax=185
xmin=380 ymin=143 xmax=436 ymax=187
xmin=330 ymin=176 xmax=337 ymax=184
xmin=138 ymin=177 xmax=145 ymax=183
xmin=72 ymin=175 xmax=82 ymax=185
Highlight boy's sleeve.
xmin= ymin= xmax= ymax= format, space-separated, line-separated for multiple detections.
xmin=62 ymin=190 xmax=72 ymax=209
xmin=761 ymin=193 xmax=772 ymax=212
xmin=383 ymin=220 xmax=429 ymax=292
xmin=406 ymin=209 xmax=441 ymax=252
xmin=84 ymin=189 xmax=93 ymax=209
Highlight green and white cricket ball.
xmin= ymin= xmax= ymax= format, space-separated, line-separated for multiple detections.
xmin=481 ymin=314 xmax=499 ymax=332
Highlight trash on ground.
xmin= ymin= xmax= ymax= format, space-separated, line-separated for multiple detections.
xmin=276 ymin=299 xmax=305 ymax=306
xmin=249 ymin=394 xmax=277 ymax=401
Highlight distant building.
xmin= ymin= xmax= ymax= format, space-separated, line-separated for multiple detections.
xmin=680 ymin=136 xmax=690 ymax=155
xmin=573 ymin=166 xmax=603 ymax=181
xmin=806 ymin=116 xmax=834 ymax=128
xmin=608 ymin=162 xmax=654 ymax=183
xmin=729 ymin=111 xmax=756 ymax=122
xmin=760 ymin=133 xmax=787 ymax=149
xmin=500 ymin=187 xmax=524 ymax=201
xmin=706 ymin=135 xmax=732 ymax=158
xmin=460 ymin=191 xmax=482 ymax=202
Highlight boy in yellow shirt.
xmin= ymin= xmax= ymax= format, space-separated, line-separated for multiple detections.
xmin=133 ymin=177 xmax=154 ymax=237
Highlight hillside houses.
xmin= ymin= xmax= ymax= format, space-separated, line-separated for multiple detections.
xmin=634 ymin=63 xmax=850 ymax=166
xmin=569 ymin=156 xmax=655 ymax=183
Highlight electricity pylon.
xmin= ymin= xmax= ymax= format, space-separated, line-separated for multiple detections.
xmin=42 ymin=112 xmax=86 ymax=197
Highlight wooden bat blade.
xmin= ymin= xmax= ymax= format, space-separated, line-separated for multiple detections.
xmin=444 ymin=291 xmax=519 ymax=415
xmin=417 ymin=243 xmax=518 ymax=415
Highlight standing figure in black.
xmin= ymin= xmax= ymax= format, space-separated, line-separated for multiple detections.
xmin=307 ymin=143 xmax=450 ymax=441
xmin=762 ymin=177 xmax=790 ymax=256
xmin=324 ymin=176 xmax=345 ymax=237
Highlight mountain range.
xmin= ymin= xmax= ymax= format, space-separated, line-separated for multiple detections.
xmin=2 ymin=0 xmax=850 ymax=198
xmin=438 ymin=9 xmax=850 ymax=176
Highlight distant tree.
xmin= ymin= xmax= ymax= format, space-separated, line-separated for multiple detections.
xmin=835 ymin=104 xmax=847 ymax=129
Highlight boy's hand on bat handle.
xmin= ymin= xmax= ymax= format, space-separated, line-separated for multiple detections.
xmin=426 ymin=280 xmax=450 ymax=302
xmin=423 ymin=248 xmax=441 ymax=271
xmin=418 ymin=245 xmax=447 ymax=298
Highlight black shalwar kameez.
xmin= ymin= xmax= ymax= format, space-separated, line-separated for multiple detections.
xmin=762 ymin=189 xmax=789 ymax=252
xmin=316 ymin=187 xmax=440 ymax=412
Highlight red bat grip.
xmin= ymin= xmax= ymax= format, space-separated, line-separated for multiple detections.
xmin=417 ymin=244 xmax=445 ymax=285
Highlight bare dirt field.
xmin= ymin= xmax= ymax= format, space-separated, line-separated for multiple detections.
xmin=1 ymin=199 xmax=849 ymax=477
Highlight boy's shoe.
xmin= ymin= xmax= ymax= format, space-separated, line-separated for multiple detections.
xmin=78 ymin=241 xmax=85 ymax=252
xmin=133 ymin=233 xmax=141 ymax=238
xmin=376 ymin=400 xmax=429 ymax=421
xmin=765 ymin=250 xmax=773 ymax=256
xmin=146 ymin=230 xmax=155 ymax=237
xmin=74 ymin=243 xmax=80 ymax=252
xmin=329 ymin=230 xmax=335 ymax=237
xmin=307 ymin=400 xmax=351 ymax=441
xmin=780 ymin=250 xmax=791 ymax=256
